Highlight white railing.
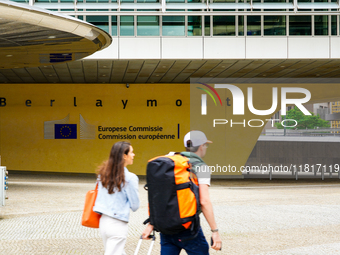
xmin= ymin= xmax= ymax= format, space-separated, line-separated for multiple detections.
xmin=265 ymin=127 xmax=340 ymax=136
xmin=30 ymin=1 xmax=340 ymax=13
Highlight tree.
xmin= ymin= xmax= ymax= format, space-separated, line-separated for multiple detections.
xmin=275 ymin=106 xmax=331 ymax=129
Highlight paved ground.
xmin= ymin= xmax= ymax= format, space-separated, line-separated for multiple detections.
xmin=1 ymin=172 xmax=340 ymax=255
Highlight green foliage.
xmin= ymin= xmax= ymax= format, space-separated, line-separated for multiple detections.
xmin=275 ymin=106 xmax=331 ymax=129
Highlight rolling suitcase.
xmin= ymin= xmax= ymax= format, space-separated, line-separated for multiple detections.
xmin=133 ymin=234 xmax=156 ymax=255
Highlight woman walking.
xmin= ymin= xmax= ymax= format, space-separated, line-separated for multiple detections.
xmin=93 ymin=141 xmax=140 ymax=255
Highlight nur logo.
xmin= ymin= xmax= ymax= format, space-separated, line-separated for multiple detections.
xmin=198 ymin=84 xmax=312 ymax=116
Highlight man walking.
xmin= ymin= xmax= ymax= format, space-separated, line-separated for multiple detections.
xmin=143 ymin=130 xmax=222 ymax=254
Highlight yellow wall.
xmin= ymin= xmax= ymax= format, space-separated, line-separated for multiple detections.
xmin=2 ymin=83 xmax=340 ymax=176
xmin=0 ymin=84 xmax=190 ymax=175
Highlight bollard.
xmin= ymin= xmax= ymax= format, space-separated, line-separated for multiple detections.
xmin=295 ymin=167 xmax=298 ymax=181
xmin=0 ymin=166 xmax=8 ymax=207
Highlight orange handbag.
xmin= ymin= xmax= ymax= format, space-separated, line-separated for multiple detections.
xmin=81 ymin=182 xmax=101 ymax=228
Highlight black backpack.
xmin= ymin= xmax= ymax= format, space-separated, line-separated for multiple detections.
xmin=145 ymin=153 xmax=200 ymax=235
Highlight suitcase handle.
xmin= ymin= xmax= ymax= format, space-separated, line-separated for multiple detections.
xmin=134 ymin=232 xmax=156 ymax=255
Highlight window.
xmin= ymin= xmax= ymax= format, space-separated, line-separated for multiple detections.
xmin=204 ymin=16 xmax=210 ymax=36
xmin=166 ymin=0 xmax=185 ymax=2
xmin=213 ymin=16 xmax=235 ymax=36
xmin=162 ymin=16 xmax=185 ymax=36
xmin=137 ymin=0 xmax=159 ymax=2
xmin=247 ymin=16 xmax=261 ymax=36
xmin=137 ymin=16 xmax=159 ymax=36
xmin=213 ymin=0 xmax=236 ymax=2
xmin=188 ymin=16 xmax=202 ymax=36
xmin=86 ymin=0 xmax=109 ymax=2
xmin=112 ymin=16 xmax=117 ymax=36
xmin=331 ymin=16 xmax=337 ymax=35
xmin=289 ymin=16 xmax=311 ymax=35
xmin=238 ymin=16 xmax=244 ymax=36
xmin=35 ymin=0 xmax=58 ymax=2
xmin=315 ymin=15 xmax=328 ymax=35
xmin=86 ymin=16 xmax=109 ymax=34
xmin=120 ymin=16 xmax=134 ymax=36
xmin=264 ymin=16 xmax=286 ymax=35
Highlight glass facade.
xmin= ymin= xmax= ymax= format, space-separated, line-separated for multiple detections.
xmin=163 ymin=16 xmax=185 ymax=36
xmin=137 ymin=16 xmax=159 ymax=36
xmin=76 ymin=15 xmax=340 ymax=37
xmin=238 ymin=16 xmax=244 ymax=36
xmin=188 ymin=16 xmax=202 ymax=36
xmin=112 ymin=16 xmax=117 ymax=36
xmin=289 ymin=16 xmax=311 ymax=35
xmin=213 ymin=16 xmax=235 ymax=36
xmin=35 ymin=0 xmax=58 ymax=2
xmin=264 ymin=16 xmax=286 ymax=36
xmin=86 ymin=16 xmax=109 ymax=34
xmin=120 ymin=16 xmax=134 ymax=36
xmin=315 ymin=15 xmax=328 ymax=35
xmin=247 ymin=16 xmax=261 ymax=36
xmin=9 ymin=0 xmax=340 ymax=37
xmin=331 ymin=16 xmax=337 ymax=36
xmin=204 ymin=16 xmax=210 ymax=36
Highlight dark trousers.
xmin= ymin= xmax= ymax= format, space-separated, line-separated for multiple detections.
xmin=160 ymin=227 xmax=209 ymax=255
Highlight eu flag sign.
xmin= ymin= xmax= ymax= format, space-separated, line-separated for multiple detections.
xmin=55 ymin=124 xmax=77 ymax=139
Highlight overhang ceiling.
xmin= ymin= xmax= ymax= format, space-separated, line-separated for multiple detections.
xmin=0 ymin=0 xmax=111 ymax=69
xmin=1 ymin=59 xmax=340 ymax=84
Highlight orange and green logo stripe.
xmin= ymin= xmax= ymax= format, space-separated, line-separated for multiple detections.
xmin=196 ymin=82 xmax=223 ymax=106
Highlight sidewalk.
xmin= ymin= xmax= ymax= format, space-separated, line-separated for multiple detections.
xmin=1 ymin=172 xmax=340 ymax=254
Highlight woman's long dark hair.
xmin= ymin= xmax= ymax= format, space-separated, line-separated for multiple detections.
xmin=97 ymin=141 xmax=131 ymax=194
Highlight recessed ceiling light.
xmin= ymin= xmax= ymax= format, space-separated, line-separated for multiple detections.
xmin=48 ymin=36 xmax=56 ymax=39
xmin=221 ymin=66 xmax=225 ymax=68
xmin=102 ymin=74 xmax=106 ymax=77
xmin=263 ymin=74 xmax=267 ymax=77
xmin=162 ymin=66 xmax=166 ymax=68
xmin=48 ymin=74 xmax=53 ymax=77
xmin=156 ymin=75 xmax=159 ymax=77
xmin=280 ymin=66 xmax=285 ymax=68
xmin=6 ymin=55 xmax=13 ymax=57
xmin=103 ymin=66 xmax=107 ymax=68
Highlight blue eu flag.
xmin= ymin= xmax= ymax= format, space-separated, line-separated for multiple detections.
xmin=55 ymin=124 xmax=77 ymax=139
